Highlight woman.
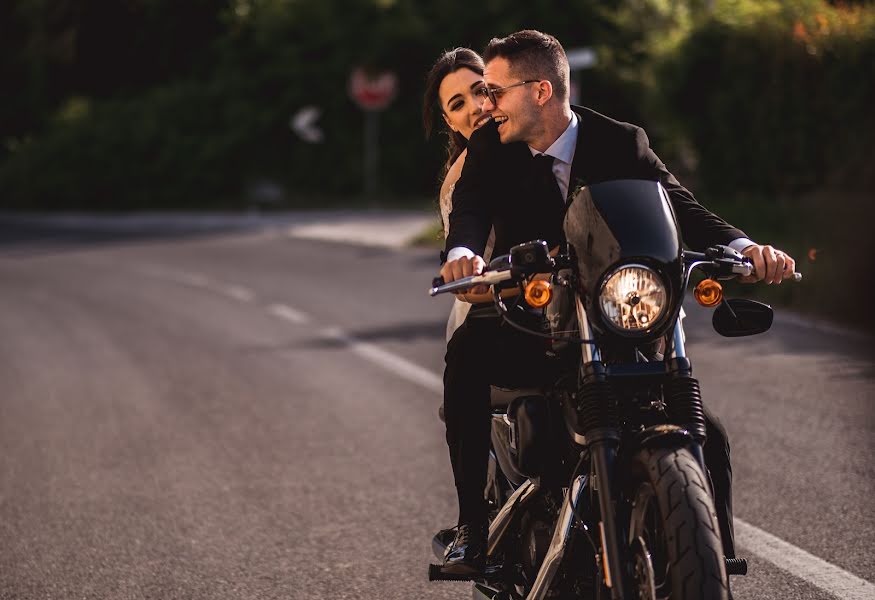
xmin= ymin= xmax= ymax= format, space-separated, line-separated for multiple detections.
xmin=422 ymin=47 xmax=495 ymax=342
xmin=424 ymin=47 xmax=533 ymax=576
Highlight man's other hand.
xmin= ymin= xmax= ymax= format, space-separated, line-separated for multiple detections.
xmin=440 ymin=255 xmax=488 ymax=294
xmin=739 ymin=244 xmax=796 ymax=284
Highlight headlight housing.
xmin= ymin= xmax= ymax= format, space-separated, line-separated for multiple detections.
xmin=598 ymin=264 xmax=667 ymax=333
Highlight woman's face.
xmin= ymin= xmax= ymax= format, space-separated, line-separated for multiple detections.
xmin=438 ymin=67 xmax=491 ymax=140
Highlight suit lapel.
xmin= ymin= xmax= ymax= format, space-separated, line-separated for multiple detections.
xmin=568 ymin=106 xmax=591 ymax=201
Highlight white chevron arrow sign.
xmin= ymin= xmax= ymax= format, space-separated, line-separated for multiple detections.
xmin=290 ymin=106 xmax=324 ymax=143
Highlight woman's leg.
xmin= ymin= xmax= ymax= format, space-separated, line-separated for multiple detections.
xmin=443 ymin=318 xmax=494 ymax=527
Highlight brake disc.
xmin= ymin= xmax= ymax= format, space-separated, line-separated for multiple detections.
xmin=631 ymin=535 xmax=657 ymax=600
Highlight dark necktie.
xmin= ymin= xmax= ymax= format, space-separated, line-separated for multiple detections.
xmin=531 ymin=153 xmax=564 ymax=206
xmin=530 ymin=153 xmax=567 ymax=247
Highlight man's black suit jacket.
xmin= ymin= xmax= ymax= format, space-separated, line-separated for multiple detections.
xmin=444 ymin=105 xmax=746 ymax=260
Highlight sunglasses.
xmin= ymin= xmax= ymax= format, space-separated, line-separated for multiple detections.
xmin=474 ymin=80 xmax=541 ymax=105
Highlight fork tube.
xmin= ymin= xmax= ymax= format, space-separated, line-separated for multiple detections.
xmin=589 ymin=433 xmax=626 ymax=599
xmin=575 ymin=298 xmax=600 ymax=364
xmin=670 ymin=318 xmax=687 ymax=359
xmin=667 ymin=320 xmax=707 ymax=471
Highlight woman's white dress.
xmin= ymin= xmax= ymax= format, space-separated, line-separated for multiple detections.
xmin=440 ymin=150 xmax=495 ymax=342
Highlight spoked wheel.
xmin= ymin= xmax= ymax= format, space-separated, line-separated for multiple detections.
xmin=627 ymin=447 xmax=729 ymax=600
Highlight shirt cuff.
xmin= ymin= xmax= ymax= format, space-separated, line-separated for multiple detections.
xmin=446 ymin=246 xmax=476 ymax=262
xmin=728 ymin=238 xmax=757 ymax=254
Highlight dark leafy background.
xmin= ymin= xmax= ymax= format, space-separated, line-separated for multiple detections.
xmin=2 ymin=0 xmax=873 ymax=326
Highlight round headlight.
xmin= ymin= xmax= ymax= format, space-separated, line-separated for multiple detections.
xmin=599 ymin=264 xmax=667 ymax=333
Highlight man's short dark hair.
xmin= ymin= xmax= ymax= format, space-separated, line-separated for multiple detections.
xmin=483 ymin=30 xmax=570 ymax=102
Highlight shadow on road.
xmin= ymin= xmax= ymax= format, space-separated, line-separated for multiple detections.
xmin=0 ymin=219 xmax=257 ymax=257
xmin=308 ymin=320 xmax=447 ymax=348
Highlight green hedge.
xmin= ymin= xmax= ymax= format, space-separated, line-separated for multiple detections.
xmin=0 ymin=0 xmax=642 ymax=210
xmin=656 ymin=1 xmax=875 ymax=328
xmin=659 ymin=0 xmax=875 ymax=197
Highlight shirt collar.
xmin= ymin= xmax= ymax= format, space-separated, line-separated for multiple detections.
xmin=528 ymin=112 xmax=578 ymax=164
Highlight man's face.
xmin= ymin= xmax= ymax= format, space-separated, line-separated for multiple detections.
xmin=482 ymin=57 xmax=540 ymax=145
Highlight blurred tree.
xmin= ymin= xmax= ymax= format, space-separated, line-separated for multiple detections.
xmin=0 ymin=0 xmax=77 ymax=154
xmin=73 ymin=0 xmax=227 ymax=96
xmin=1 ymin=0 xmax=872 ymax=211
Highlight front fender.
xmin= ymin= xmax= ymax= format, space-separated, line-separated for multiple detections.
xmin=634 ymin=424 xmax=693 ymax=450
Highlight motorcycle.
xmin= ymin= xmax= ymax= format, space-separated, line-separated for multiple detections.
xmin=427 ymin=179 xmax=801 ymax=600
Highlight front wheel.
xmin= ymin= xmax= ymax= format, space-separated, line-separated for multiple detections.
xmin=626 ymin=447 xmax=728 ymax=600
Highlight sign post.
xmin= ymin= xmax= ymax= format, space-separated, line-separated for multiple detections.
xmin=348 ymin=68 xmax=398 ymax=196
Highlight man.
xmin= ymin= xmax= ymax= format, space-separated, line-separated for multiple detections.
xmin=438 ymin=29 xmax=797 ymax=577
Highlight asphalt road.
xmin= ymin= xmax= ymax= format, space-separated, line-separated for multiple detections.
xmin=0 ymin=220 xmax=872 ymax=599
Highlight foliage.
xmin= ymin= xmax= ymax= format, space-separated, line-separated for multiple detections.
xmin=654 ymin=0 xmax=875 ymax=328
xmin=1 ymin=0 xmax=873 ymax=214
xmin=658 ymin=0 xmax=875 ymax=197
xmin=0 ymin=0 xmax=641 ymax=209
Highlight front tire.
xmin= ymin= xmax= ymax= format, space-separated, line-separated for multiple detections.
xmin=626 ymin=447 xmax=728 ymax=600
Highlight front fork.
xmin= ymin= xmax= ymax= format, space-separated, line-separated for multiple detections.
xmin=667 ymin=318 xmax=708 ymax=471
xmin=573 ymin=299 xmax=629 ymax=599
xmin=571 ymin=312 xmax=710 ymax=599
xmin=578 ymin=365 xmax=627 ymax=600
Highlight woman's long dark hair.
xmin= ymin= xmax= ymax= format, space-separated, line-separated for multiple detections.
xmin=422 ymin=47 xmax=485 ymax=175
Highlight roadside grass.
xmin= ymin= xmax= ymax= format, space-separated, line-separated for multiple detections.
xmin=409 ymin=218 xmax=444 ymax=248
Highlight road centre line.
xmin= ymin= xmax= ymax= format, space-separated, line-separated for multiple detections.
xmin=141 ymin=264 xmax=256 ymax=303
xmin=140 ymin=264 xmax=211 ymax=288
xmin=268 ymin=303 xmax=312 ymax=325
xmin=735 ymin=520 xmax=875 ymax=599
xmin=319 ymin=326 xmax=444 ymax=394
xmin=165 ymin=270 xmax=211 ymax=288
xmin=215 ymin=284 xmax=255 ymax=303
xmin=137 ymin=261 xmax=875 ymax=597
xmin=316 ymin=326 xmax=873 ymax=599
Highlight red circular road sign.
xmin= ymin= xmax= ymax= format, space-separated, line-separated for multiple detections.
xmin=349 ymin=68 xmax=398 ymax=111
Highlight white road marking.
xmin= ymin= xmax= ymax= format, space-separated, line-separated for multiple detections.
xmin=134 ymin=260 xmax=875 ymax=598
xmin=216 ymin=284 xmax=255 ymax=303
xmin=735 ymin=519 xmax=875 ymax=599
xmin=171 ymin=271 xmax=211 ymax=288
xmin=307 ymin=331 xmax=875 ymax=599
xmin=140 ymin=264 xmax=210 ymax=288
xmin=140 ymin=264 xmax=254 ymax=302
xmin=268 ymin=303 xmax=311 ymax=325
xmin=319 ymin=327 xmax=443 ymax=394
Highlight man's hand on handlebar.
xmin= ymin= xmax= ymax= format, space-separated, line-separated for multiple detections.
xmin=440 ymin=255 xmax=489 ymax=295
xmin=739 ymin=244 xmax=797 ymax=285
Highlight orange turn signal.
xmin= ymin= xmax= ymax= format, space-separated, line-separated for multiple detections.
xmin=524 ymin=279 xmax=553 ymax=308
xmin=694 ymin=279 xmax=723 ymax=307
